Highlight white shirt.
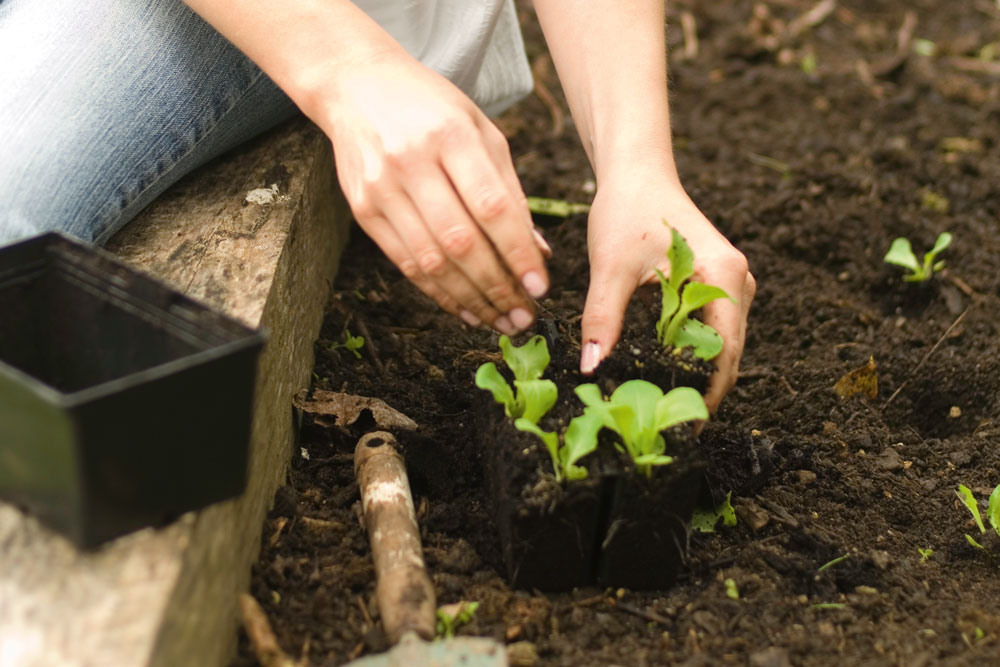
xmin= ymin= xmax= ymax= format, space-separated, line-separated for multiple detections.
xmin=353 ymin=0 xmax=533 ymax=116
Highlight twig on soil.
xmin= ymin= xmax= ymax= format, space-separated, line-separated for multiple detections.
xmin=239 ymin=593 xmax=302 ymax=667
xmin=779 ymin=376 xmax=799 ymax=396
xmin=884 ymin=304 xmax=972 ymax=406
xmin=679 ymin=11 xmax=699 ymax=60
xmin=785 ymin=0 xmax=837 ymax=41
xmin=870 ymin=11 xmax=917 ymax=77
xmin=356 ymin=595 xmax=375 ymax=629
xmin=352 ymin=317 xmax=386 ymax=377
xmin=613 ymin=601 xmax=673 ymax=626
xmin=531 ymin=54 xmax=565 ymax=138
xmin=946 ymin=56 xmax=1000 ymax=76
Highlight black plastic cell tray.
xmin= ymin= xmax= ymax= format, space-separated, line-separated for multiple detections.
xmin=0 ymin=232 xmax=266 ymax=547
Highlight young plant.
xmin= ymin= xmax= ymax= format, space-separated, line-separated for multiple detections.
xmin=883 ymin=231 xmax=952 ymax=282
xmin=956 ymin=483 xmax=1000 ymax=549
xmin=655 ymin=227 xmax=733 ymax=361
xmin=435 ymin=601 xmax=479 ymax=639
xmin=476 ymin=336 xmax=591 ymax=481
xmin=327 ymin=328 xmax=365 ymax=359
xmin=571 ymin=380 xmax=708 ymax=477
xmin=475 ymin=335 xmax=557 ymax=424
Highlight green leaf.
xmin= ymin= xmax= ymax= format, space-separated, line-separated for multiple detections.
xmin=475 ymin=362 xmax=518 ymax=417
xmin=883 ymin=237 xmax=921 ymax=273
xmin=633 ymin=453 xmax=674 ymax=467
xmin=610 ymin=380 xmax=665 ymax=455
xmin=966 ymin=534 xmax=985 ymax=549
xmin=515 ymin=379 xmax=557 ymax=424
xmin=654 ymin=268 xmax=680 ymax=344
xmin=922 ymin=231 xmax=951 ymax=275
xmin=574 ymin=383 xmax=605 ymax=407
xmin=499 ymin=335 xmax=550 ymax=383
xmin=654 ymin=387 xmax=709 ymax=431
xmin=673 ymin=318 xmax=724 ymax=361
xmin=563 ymin=411 xmax=603 ymax=471
xmin=988 ymin=484 xmax=1000 ymax=536
xmin=691 ymin=491 xmax=736 ymax=533
xmin=664 ymin=282 xmax=732 ymax=347
xmin=515 ymin=418 xmax=562 ymax=481
xmin=957 ymin=484 xmax=986 ymax=534
xmin=666 ymin=227 xmax=695 ymax=291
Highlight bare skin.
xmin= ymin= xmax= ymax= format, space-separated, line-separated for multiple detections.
xmin=183 ymin=0 xmax=754 ymax=412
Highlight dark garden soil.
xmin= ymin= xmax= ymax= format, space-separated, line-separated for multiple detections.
xmin=235 ymin=1 xmax=1000 ymax=665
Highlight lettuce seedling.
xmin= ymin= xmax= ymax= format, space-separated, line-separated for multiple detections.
xmin=655 ymin=227 xmax=733 ymax=361
xmin=327 ymin=328 xmax=365 ymax=359
xmin=514 ymin=417 xmax=596 ymax=482
xmin=475 ymin=335 xmax=557 ymax=424
xmin=883 ymin=232 xmax=951 ymax=282
xmin=956 ymin=483 xmax=1000 ymax=549
xmin=570 ymin=380 xmax=708 ymax=476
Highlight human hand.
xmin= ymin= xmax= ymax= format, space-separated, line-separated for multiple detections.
xmin=579 ymin=173 xmax=754 ymax=414
xmin=315 ymin=52 xmax=549 ymax=335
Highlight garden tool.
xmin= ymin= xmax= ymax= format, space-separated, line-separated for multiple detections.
xmin=349 ymin=431 xmax=507 ymax=667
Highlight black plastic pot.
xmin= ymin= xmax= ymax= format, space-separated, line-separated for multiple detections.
xmin=0 ymin=232 xmax=266 ymax=547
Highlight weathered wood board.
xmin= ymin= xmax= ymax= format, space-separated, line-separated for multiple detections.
xmin=0 ymin=118 xmax=350 ymax=667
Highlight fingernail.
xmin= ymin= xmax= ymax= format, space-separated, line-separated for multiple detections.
xmin=494 ymin=316 xmax=516 ymax=336
xmin=532 ymin=229 xmax=552 ymax=256
xmin=509 ymin=307 xmax=533 ymax=331
xmin=522 ymin=271 xmax=548 ymax=299
xmin=459 ymin=310 xmax=481 ymax=327
xmin=580 ymin=341 xmax=602 ymax=374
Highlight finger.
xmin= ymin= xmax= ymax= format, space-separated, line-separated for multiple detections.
xmin=402 ymin=170 xmax=535 ymax=328
xmin=479 ymin=122 xmax=553 ymax=259
xmin=440 ymin=136 xmax=549 ymax=301
xmin=579 ymin=260 xmax=640 ymax=374
xmin=701 ymin=271 xmax=755 ymax=413
xmin=362 ymin=198 xmax=516 ymax=335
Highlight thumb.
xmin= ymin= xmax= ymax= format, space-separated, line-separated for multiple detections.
xmin=579 ymin=265 xmax=637 ymax=375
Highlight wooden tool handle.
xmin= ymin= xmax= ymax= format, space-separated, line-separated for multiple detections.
xmin=354 ymin=431 xmax=436 ymax=645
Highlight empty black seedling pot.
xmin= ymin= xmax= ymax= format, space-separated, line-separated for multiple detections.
xmin=0 ymin=232 xmax=266 ymax=547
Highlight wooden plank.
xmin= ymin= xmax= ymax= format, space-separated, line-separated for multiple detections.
xmin=0 ymin=118 xmax=350 ymax=667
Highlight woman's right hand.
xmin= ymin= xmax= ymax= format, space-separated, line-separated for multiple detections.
xmin=311 ymin=52 xmax=549 ymax=334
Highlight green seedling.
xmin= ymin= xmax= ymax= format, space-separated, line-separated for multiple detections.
xmin=692 ymin=491 xmax=737 ymax=533
xmin=327 ymin=328 xmax=365 ymax=359
xmin=724 ymin=578 xmax=740 ymax=600
xmin=918 ymin=548 xmax=934 ymax=562
xmin=435 ymin=601 xmax=479 ymax=639
xmin=809 ymin=603 xmax=846 ymax=611
xmin=655 ymin=227 xmax=733 ymax=361
xmin=514 ymin=416 xmax=596 ymax=482
xmin=571 ymin=380 xmax=708 ymax=477
xmin=883 ymin=232 xmax=951 ymax=282
xmin=956 ymin=483 xmax=1000 ymax=549
xmin=817 ymin=554 xmax=849 ymax=572
xmin=476 ymin=335 xmax=557 ymax=424
xmin=526 ymin=196 xmax=591 ymax=218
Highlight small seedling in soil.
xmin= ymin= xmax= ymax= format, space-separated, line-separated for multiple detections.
xmin=809 ymin=603 xmax=846 ymax=611
xmin=327 ymin=328 xmax=365 ymax=359
xmin=655 ymin=227 xmax=733 ymax=361
xmin=883 ymin=231 xmax=951 ymax=282
xmin=918 ymin=548 xmax=934 ymax=562
xmin=475 ymin=335 xmax=557 ymax=424
xmin=476 ymin=336 xmax=590 ymax=480
xmin=956 ymin=483 xmax=1000 ymax=549
xmin=817 ymin=554 xmax=850 ymax=572
xmin=724 ymin=578 xmax=740 ymax=600
xmin=571 ymin=380 xmax=708 ymax=477
xmin=435 ymin=601 xmax=479 ymax=639
xmin=691 ymin=491 xmax=738 ymax=533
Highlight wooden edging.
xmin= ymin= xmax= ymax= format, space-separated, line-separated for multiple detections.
xmin=0 ymin=119 xmax=350 ymax=667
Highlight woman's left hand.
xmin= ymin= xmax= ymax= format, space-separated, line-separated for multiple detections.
xmin=579 ymin=171 xmax=755 ymax=414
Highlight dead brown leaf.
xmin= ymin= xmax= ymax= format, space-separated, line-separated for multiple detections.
xmin=834 ymin=356 xmax=878 ymax=399
xmin=293 ymin=390 xmax=417 ymax=431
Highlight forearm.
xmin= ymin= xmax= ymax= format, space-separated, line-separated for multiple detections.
xmin=531 ymin=0 xmax=676 ymax=184
xmin=183 ymin=0 xmax=405 ymax=123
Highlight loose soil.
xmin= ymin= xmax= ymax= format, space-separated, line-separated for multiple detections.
xmin=235 ymin=1 xmax=1000 ymax=665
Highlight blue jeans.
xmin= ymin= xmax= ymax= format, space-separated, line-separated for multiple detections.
xmin=0 ymin=0 xmax=299 ymax=246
